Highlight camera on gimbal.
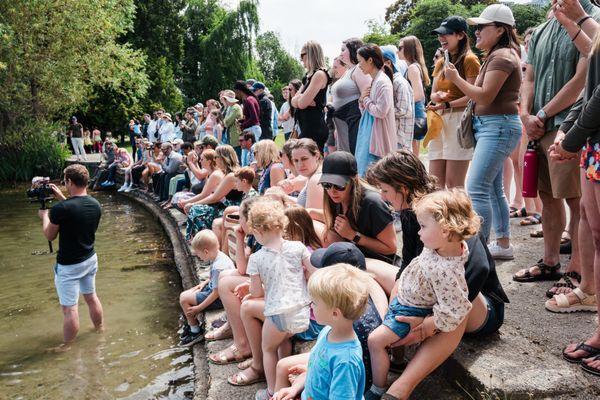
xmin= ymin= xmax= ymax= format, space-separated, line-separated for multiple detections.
xmin=27 ymin=177 xmax=54 ymax=209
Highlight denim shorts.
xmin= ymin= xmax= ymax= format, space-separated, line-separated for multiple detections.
xmin=466 ymin=294 xmax=505 ymax=337
xmin=382 ymin=298 xmax=432 ymax=339
xmin=294 ymin=318 xmax=325 ymax=341
xmin=54 ymin=253 xmax=98 ymax=307
xmin=267 ymin=306 xmax=310 ymax=334
xmin=194 ymin=284 xmax=223 ymax=311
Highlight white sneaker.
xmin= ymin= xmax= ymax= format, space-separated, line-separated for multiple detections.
xmin=118 ymin=183 xmax=129 ymax=192
xmin=488 ymin=241 xmax=514 ymax=260
xmin=124 ymin=185 xmax=133 ymax=193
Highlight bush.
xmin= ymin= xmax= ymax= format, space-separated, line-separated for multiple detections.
xmin=0 ymin=121 xmax=70 ymax=183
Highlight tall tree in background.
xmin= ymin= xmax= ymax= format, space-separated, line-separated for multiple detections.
xmin=124 ymin=0 xmax=185 ymax=111
xmin=255 ymin=31 xmax=304 ymax=104
xmin=0 ymin=0 xmax=148 ymax=131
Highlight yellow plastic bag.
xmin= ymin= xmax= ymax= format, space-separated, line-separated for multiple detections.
xmin=423 ymin=109 xmax=443 ymax=148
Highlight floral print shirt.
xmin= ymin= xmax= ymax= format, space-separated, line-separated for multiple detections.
xmin=396 ymin=242 xmax=471 ymax=332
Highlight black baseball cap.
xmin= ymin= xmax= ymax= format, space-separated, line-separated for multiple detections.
xmin=310 ymin=242 xmax=366 ymax=270
xmin=432 ymin=16 xmax=468 ymax=35
xmin=319 ymin=151 xmax=358 ymax=187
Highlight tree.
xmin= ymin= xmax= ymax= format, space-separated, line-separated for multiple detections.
xmin=510 ymin=3 xmax=549 ymax=34
xmin=255 ymin=31 xmax=304 ymax=104
xmin=362 ymin=20 xmax=400 ymax=46
xmin=0 ymin=0 xmax=147 ymax=131
xmin=385 ymin=0 xmax=417 ymax=34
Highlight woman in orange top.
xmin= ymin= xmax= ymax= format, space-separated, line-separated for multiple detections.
xmin=428 ymin=16 xmax=481 ymax=189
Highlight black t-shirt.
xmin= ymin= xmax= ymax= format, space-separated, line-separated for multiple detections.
xmin=349 ymin=190 xmax=394 ymax=262
xmin=50 ymin=196 xmax=102 ymax=265
xmin=68 ymin=123 xmax=84 ymax=138
xmin=399 ymin=208 xmax=424 ymax=270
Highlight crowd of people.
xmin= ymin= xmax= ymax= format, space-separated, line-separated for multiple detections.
xmin=71 ymin=1 xmax=600 ymax=398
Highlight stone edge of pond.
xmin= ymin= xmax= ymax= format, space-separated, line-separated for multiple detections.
xmin=116 ymin=190 xmax=210 ymax=400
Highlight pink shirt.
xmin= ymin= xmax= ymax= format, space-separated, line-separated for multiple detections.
xmin=362 ymin=70 xmax=397 ymax=158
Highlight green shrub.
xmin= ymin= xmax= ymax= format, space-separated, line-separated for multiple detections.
xmin=0 ymin=121 xmax=70 ymax=183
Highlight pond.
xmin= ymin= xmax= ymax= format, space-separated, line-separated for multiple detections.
xmin=0 ymin=188 xmax=193 ymax=399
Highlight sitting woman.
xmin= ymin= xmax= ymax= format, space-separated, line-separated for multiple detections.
xmin=141 ymin=143 xmax=163 ymax=191
xmin=184 ymin=145 xmax=243 ymax=241
xmin=101 ymin=148 xmax=132 ymax=187
xmin=254 ymin=139 xmax=286 ymax=194
xmin=289 ymin=138 xmax=324 ymax=221
xmin=119 ymin=139 xmax=150 ymax=192
xmin=173 ymin=149 xmax=223 ymax=209
xmin=365 ymin=149 xmax=437 ymax=293
xmin=277 ymin=139 xmax=307 ymax=196
xmin=320 ymin=151 xmax=397 ymax=263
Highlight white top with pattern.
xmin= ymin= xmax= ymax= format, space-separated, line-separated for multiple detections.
xmin=247 ymin=240 xmax=311 ymax=316
xmin=396 ymin=242 xmax=471 ymax=332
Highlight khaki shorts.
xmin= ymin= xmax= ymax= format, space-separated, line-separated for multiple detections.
xmin=537 ymin=130 xmax=581 ymax=199
xmin=427 ymin=107 xmax=474 ymax=161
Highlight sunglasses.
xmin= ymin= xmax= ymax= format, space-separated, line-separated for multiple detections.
xmin=476 ymin=23 xmax=496 ymax=31
xmin=300 ymin=52 xmax=306 ymax=60
xmin=398 ymin=45 xmax=404 ymax=51
xmin=321 ymin=182 xmax=347 ymax=191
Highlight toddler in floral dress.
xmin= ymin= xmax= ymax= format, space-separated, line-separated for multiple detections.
xmin=365 ymin=189 xmax=481 ymax=400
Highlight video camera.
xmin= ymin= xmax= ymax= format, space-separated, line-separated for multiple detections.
xmin=27 ymin=177 xmax=54 ymax=210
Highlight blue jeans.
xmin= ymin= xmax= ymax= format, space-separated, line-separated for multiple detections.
xmin=467 ymin=115 xmax=521 ymax=241
xmin=243 ymin=125 xmax=261 ymax=142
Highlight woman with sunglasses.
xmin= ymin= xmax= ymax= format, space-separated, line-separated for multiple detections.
xmin=320 ymin=151 xmax=397 ymax=264
xmin=444 ymin=4 xmax=522 ymax=260
xmin=428 ymin=16 xmax=480 ymax=189
xmin=291 ymin=41 xmax=331 ymax=151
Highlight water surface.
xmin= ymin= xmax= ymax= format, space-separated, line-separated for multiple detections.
xmin=0 ymin=189 xmax=193 ymax=399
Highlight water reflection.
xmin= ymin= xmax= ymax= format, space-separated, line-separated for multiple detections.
xmin=0 ymin=189 xmax=193 ymax=399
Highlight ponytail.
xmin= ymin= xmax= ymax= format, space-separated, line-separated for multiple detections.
xmin=383 ymin=64 xmax=395 ymax=82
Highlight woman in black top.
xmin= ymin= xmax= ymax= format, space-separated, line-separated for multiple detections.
xmin=319 ymin=151 xmax=397 ymax=263
xmin=291 ymin=40 xmax=331 ymax=151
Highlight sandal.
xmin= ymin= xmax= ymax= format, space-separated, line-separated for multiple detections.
xmin=512 ymin=259 xmax=562 ymax=282
xmin=520 ymin=213 xmax=542 ymax=226
xmin=510 ymin=207 xmax=527 ymax=218
xmin=227 ymin=365 xmax=265 ymax=386
xmin=208 ymin=344 xmax=251 ymax=365
xmin=205 ymin=324 xmax=233 ymax=341
xmin=530 ymin=229 xmax=543 ymax=238
xmin=237 ymin=357 xmax=253 ymax=370
xmin=581 ymin=354 xmax=600 ymax=376
xmin=545 ymin=287 xmax=597 ymax=313
xmin=562 ymin=342 xmax=600 ymax=364
xmin=545 ymin=271 xmax=581 ymax=298
xmin=561 ymin=230 xmax=571 ymax=245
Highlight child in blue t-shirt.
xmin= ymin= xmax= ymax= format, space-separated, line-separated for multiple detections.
xmin=274 ymin=263 xmax=369 ymax=400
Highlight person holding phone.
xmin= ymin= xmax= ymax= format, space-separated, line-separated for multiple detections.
xmin=428 ymin=16 xmax=481 ymax=189
xmin=320 ymin=151 xmax=397 ymax=263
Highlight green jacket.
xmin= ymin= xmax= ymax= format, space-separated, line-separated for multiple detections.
xmin=224 ymin=104 xmax=243 ymax=147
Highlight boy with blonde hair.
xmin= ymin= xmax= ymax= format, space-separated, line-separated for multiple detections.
xmin=179 ymin=229 xmax=234 ymax=347
xmin=275 ymin=263 xmax=369 ymax=400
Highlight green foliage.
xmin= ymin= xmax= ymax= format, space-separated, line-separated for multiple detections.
xmin=0 ymin=0 xmax=147 ymax=131
xmin=510 ymin=4 xmax=549 ymax=34
xmin=255 ymin=31 xmax=304 ymax=104
xmin=362 ymin=20 xmax=400 ymax=46
xmin=0 ymin=121 xmax=70 ymax=183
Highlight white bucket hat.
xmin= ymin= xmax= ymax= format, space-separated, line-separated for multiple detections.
xmin=467 ymin=4 xmax=515 ymax=27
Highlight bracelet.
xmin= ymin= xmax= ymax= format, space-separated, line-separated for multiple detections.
xmin=571 ymin=28 xmax=582 ymax=42
xmin=577 ymin=15 xmax=592 ymax=26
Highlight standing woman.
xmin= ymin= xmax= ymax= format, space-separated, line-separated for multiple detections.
xmin=291 ymin=41 xmax=331 ymax=151
xmin=397 ymin=36 xmax=430 ymax=155
xmin=222 ymin=90 xmax=243 ymax=159
xmin=444 ymin=5 xmax=522 ymax=258
xmin=332 ymin=38 xmax=373 ymax=153
xmin=428 ymin=16 xmax=481 ymax=188
xmin=234 ymin=81 xmax=262 ymax=143
xmin=355 ymin=44 xmax=397 ymax=176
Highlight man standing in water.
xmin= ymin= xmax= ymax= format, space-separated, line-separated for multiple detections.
xmin=38 ymin=164 xmax=104 ymax=350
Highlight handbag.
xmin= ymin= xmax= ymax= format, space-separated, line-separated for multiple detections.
xmin=457 ymin=100 xmax=475 ymax=149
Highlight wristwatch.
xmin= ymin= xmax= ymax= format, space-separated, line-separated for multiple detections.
xmin=444 ymin=101 xmax=451 ymax=109
xmin=536 ymin=109 xmax=547 ymax=122
xmin=352 ymin=232 xmax=361 ymax=244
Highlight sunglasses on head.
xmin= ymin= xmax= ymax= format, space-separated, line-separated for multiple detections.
xmin=321 ymin=182 xmax=347 ymax=191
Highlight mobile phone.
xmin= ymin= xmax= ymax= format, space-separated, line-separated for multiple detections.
xmin=444 ymin=50 xmax=450 ymax=67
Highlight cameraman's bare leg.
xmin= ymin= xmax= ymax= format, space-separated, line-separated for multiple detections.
xmin=62 ymin=305 xmax=80 ymax=345
xmin=83 ymin=293 xmax=104 ymax=332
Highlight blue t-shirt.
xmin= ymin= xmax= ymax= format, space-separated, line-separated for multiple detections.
xmin=302 ymin=326 xmax=365 ymax=400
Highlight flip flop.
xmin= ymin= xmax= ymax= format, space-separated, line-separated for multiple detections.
xmin=562 ymin=342 xmax=600 ymax=364
xmin=520 ymin=213 xmax=542 ymax=226
xmin=513 ymin=259 xmax=561 ymax=282
xmin=510 ymin=207 xmax=527 ymax=218
xmin=581 ymin=354 xmax=600 ymax=376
